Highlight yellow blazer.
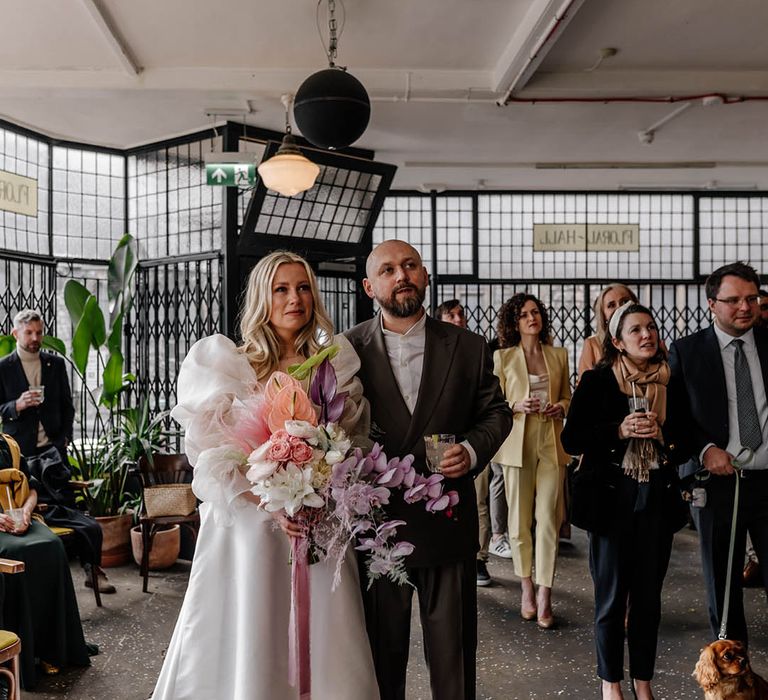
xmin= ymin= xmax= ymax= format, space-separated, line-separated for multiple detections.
xmin=492 ymin=344 xmax=571 ymax=468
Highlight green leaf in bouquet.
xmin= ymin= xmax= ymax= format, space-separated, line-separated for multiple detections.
xmin=287 ymin=345 xmax=340 ymax=379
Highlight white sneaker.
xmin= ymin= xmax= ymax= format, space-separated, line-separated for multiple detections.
xmin=489 ymin=535 xmax=513 ymax=559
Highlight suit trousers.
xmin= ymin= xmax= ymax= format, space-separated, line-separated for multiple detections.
xmin=588 ymin=476 xmax=673 ymax=682
xmin=695 ymin=470 xmax=768 ymax=645
xmin=503 ymin=416 xmax=562 ymax=587
xmin=361 ymin=557 xmax=477 ymax=700
xmin=475 ymin=462 xmax=508 ymax=562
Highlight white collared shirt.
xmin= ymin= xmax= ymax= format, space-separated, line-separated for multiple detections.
xmin=706 ymin=324 xmax=768 ymax=468
xmin=380 ymin=312 xmax=426 ymax=414
xmin=379 ymin=312 xmax=477 ymax=468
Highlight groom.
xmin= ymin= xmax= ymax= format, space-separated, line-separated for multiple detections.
xmin=345 ymin=239 xmax=513 ymax=700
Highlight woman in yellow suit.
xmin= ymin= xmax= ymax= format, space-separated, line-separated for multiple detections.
xmin=493 ymin=293 xmax=571 ymax=629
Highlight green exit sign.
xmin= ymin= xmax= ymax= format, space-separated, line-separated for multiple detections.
xmin=206 ymin=163 xmax=256 ymax=186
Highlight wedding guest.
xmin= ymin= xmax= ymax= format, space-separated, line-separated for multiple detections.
xmin=492 ymin=293 xmax=571 ymax=629
xmin=347 ymin=240 xmax=512 ymax=700
xmin=153 ymin=251 xmax=379 ymax=700
xmin=578 ymin=284 xmax=638 ymax=379
xmin=0 ymin=310 xmax=113 ymax=594
xmin=436 ymin=299 xmax=512 ymax=588
xmin=670 ymin=262 xmax=768 ymax=645
xmin=562 ymin=302 xmax=688 ymax=700
xmin=0 ymin=434 xmax=92 ymax=689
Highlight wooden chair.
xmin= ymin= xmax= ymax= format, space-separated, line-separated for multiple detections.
xmin=0 ymin=558 xmax=24 ymax=700
xmin=136 ymin=454 xmax=199 ymax=593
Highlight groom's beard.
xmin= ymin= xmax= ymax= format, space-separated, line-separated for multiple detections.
xmin=377 ymin=283 xmax=426 ymax=318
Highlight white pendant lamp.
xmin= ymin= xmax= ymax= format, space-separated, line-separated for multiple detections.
xmin=257 ymin=94 xmax=320 ymax=197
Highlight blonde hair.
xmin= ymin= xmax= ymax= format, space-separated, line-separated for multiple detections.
xmin=238 ymin=251 xmax=334 ymax=381
xmin=592 ymin=283 xmax=638 ymax=344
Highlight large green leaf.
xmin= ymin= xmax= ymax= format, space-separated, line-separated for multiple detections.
xmin=64 ymin=280 xmax=92 ymax=327
xmin=71 ymin=296 xmax=103 ymax=374
xmin=100 ymin=350 xmax=124 ymax=408
xmin=108 ymin=234 xmax=138 ymax=322
xmin=42 ymin=335 xmax=66 ymax=356
xmin=107 ymin=310 xmax=123 ymax=354
xmin=0 ymin=335 xmax=15 ymax=358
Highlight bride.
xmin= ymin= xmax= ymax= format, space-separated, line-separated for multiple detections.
xmin=152 ymin=251 xmax=379 ymax=700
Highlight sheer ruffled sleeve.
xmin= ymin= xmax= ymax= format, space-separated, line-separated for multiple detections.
xmin=171 ymin=334 xmax=257 ymax=524
xmin=331 ymin=334 xmax=371 ymax=449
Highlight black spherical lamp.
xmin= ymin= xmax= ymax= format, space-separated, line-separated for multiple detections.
xmin=293 ymin=68 xmax=370 ymax=150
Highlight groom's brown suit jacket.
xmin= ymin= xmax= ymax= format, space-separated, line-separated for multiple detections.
xmin=345 ymin=316 xmax=513 ymax=567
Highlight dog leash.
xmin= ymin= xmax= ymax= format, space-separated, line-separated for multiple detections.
xmin=718 ymin=447 xmax=752 ymax=640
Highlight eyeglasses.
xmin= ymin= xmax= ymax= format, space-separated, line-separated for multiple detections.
xmin=713 ymin=295 xmax=760 ymax=308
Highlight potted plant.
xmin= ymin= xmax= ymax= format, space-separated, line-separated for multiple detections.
xmin=0 ymin=234 xmax=152 ymax=566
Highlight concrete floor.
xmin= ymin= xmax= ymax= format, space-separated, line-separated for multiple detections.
xmin=23 ymin=526 xmax=768 ymax=700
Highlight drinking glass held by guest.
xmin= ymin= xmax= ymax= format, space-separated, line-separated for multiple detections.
xmin=578 ymin=284 xmax=638 ymax=379
xmin=561 ymin=302 xmax=689 ymax=700
xmin=152 ymin=251 xmax=378 ymax=700
xmin=491 ymin=293 xmax=571 ymax=629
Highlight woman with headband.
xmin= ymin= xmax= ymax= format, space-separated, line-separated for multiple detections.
xmin=562 ymin=302 xmax=688 ymax=700
xmin=578 ymin=284 xmax=638 ymax=379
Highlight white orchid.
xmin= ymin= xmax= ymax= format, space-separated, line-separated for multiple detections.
xmin=251 ymin=463 xmax=325 ymax=517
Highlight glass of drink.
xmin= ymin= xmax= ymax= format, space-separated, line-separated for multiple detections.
xmin=530 ymin=389 xmax=548 ymax=413
xmin=424 ymin=434 xmax=456 ymax=473
xmin=29 ymin=385 xmax=44 ymax=404
xmin=8 ymin=508 xmax=25 ymax=531
xmin=627 ymin=396 xmax=648 ymax=414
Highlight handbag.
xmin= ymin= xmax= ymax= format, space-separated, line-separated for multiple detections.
xmin=25 ymin=445 xmax=72 ymax=505
xmin=143 ymin=483 xmax=197 ymax=518
xmin=568 ymin=457 xmax=618 ymax=535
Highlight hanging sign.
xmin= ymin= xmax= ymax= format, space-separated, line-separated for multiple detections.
xmin=0 ymin=170 xmax=37 ymax=216
xmin=533 ymin=224 xmax=640 ymax=252
xmin=205 ymin=163 xmax=256 ymax=187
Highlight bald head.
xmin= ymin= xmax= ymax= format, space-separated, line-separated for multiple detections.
xmin=363 ymin=239 xmax=429 ymax=322
xmin=366 ymin=240 xmax=423 ymax=278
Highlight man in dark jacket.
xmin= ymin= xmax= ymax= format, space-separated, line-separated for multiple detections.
xmin=0 ymin=309 xmax=115 ymax=594
xmin=346 ymin=241 xmax=512 ymax=700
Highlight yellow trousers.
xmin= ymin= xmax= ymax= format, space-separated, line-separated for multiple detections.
xmin=503 ymin=415 xmax=563 ymax=588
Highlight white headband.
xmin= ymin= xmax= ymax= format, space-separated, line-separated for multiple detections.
xmin=608 ymin=300 xmax=634 ymax=339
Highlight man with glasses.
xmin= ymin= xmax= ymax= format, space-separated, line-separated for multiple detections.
xmin=670 ymin=262 xmax=768 ymax=644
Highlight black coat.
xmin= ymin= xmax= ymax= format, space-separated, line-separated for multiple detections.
xmin=561 ymin=364 xmax=690 ymax=533
xmin=669 ymin=324 xmax=768 ymax=457
xmin=0 ymin=351 xmax=74 ymax=458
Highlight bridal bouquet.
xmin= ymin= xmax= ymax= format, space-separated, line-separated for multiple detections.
xmin=239 ymin=347 xmax=459 ymax=588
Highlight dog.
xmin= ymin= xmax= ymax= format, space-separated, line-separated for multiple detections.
xmin=693 ymin=639 xmax=768 ymax=699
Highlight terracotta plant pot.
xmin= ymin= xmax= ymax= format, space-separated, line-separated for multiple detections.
xmin=130 ymin=524 xmax=181 ymax=570
xmin=96 ymin=513 xmax=134 ymax=568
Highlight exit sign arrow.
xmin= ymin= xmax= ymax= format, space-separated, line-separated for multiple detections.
xmin=205 ymin=163 xmax=256 ymax=186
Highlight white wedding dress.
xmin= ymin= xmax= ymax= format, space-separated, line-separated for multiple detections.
xmin=152 ymin=334 xmax=379 ymax=700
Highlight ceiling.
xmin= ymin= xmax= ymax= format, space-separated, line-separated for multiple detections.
xmin=3 ymin=0 xmax=768 ymax=190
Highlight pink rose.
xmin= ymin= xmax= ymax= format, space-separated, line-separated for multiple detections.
xmin=268 ymin=439 xmax=292 ymax=462
xmin=288 ymin=435 xmax=304 ymax=447
xmin=272 ymin=429 xmax=290 ymax=441
xmin=290 ymin=441 xmax=315 ymax=465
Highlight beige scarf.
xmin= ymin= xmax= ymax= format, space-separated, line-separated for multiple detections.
xmin=611 ymin=355 xmax=670 ymax=482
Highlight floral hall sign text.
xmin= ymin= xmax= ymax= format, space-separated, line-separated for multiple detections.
xmin=0 ymin=170 xmax=37 ymax=217
xmin=533 ymin=224 xmax=640 ymax=252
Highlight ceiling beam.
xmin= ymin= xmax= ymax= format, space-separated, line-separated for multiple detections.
xmin=492 ymin=0 xmax=588 ymax=96
xmin=79 ymin=0 xmax=141 ymax=76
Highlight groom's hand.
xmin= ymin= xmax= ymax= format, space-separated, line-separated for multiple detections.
xmin=439 ymin=445 xmax=470 ymax=478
